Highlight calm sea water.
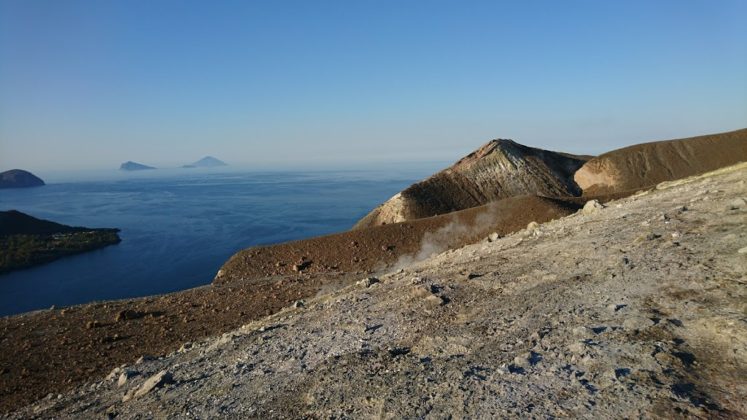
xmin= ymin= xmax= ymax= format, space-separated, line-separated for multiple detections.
xmin=0 ymin=164 xmax=439 ymax=317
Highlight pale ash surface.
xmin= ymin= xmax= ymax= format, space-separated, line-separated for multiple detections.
xmin=12 ymin=164 xmax=747 ymax=419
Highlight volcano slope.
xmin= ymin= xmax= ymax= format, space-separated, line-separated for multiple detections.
xmin=575 ymin=128 xmax=747 ymax=195
xmin=14 ymin=163 xmax=746 ymax=419
xmin=214 ymin=194 xmax=589 ymax=285
xmin=353 ymin=139 xmax=589 ymax=229
xmin=0 ymin=194 xmax=590 ymax=413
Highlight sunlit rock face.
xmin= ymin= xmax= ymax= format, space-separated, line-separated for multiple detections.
xmin=574 ymin=128 xmax=747 ymax=195
xmin=353 ymin=139 xmax=589 ymax=229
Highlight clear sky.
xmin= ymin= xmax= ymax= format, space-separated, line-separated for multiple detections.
xmin=1 ymin=0 xmax=746 ymax=171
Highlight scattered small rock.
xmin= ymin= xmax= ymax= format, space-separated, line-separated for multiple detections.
xmin=646 ymin=233 xmax=662 ymax=241
xmin=356 ymin=277 xmax=379 ymax=288
xmin=424 ymin=294 xmax=450 ymax=306
xmin=293 ymin=300 xmax=305 ymax=308
xmin=292 ymin=260 xmax=312 ymax=272
xmin=568 ymin=341 xmax=588 ymax=354
xmin=388 ymin=347 xmax=411 ymax=357
xmin=614 ymin=368 xmax=631 ymax=379
xmin=127 ymin=370 xmax=173 ymax=400
xmin=117 ymin=370 xmax=136 ymax=387
xmin=582 ymin=200 xmax=605 ymax=215
xmin=507 ymin=364 xmax=526 ymax=374
xmin=622 ymin=317 xmax=655 ymax=332
xmin=135 ymin=355 xmax=154 ymax=365
xmin=727 ymin=197 xmax=746 ymax=210
xmin=115 ymin=309 xmax=145 ymax=322
xmin=591 ymin=326 xmax=607 ymax=334
xmin=487 ymin=232 xmax=501 ymax=242
xmin=528 ymin=351 xmax=543 ymax=366
xmin=525 ymin=222 xmax=541 ymax=236
xmin=572 ymin=326 xmax=590 ymax=337
xmin=607 ymin=304 xmax=627 ymax=312
xmin=106 ymin=367 xmax=122 ymax=381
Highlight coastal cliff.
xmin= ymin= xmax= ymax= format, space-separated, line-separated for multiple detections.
xmin=0 ymin=210 xmax=121 ymax=274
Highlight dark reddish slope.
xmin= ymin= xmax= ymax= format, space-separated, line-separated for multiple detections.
xmin=215 ymin=195 xmax=585 ymax=285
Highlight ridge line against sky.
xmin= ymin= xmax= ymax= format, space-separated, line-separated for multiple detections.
xmin=1 ymin=0 xmax=746 ymax=171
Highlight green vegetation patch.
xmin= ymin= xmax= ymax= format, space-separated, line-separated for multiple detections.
xmin=0 ymin=230 xmax=121 ymax=274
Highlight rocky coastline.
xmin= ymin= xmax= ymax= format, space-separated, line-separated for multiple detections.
xmin=0 ymin=210 xmax=121 ymax=275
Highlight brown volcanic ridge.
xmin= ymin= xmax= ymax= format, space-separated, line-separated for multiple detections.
xmin=0 ymin=128 xmax=745 ymax=414
xmin=353 ymin=139 xmax=591 ymax=229
xmin=575 ymin=127 xmax=747 ymax=194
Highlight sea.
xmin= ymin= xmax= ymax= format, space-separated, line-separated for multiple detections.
xmin=0 ymin=163 xmax=441 ymax=317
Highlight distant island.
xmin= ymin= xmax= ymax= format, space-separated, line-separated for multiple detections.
xmin=0 ymin=210 xmax=121 ymax=275
xmin=120 ymin=161 xmax=156 ymax=171
xmin=182 ymin=156 xmax=227 ymax=168
xmin=0 ymin=169 xmax=45 ymax=189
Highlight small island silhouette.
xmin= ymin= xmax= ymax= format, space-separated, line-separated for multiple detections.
xmin=182 ymin=156 xmax=227 ymax=168
xmin=0 ymin=169 xmax=45 ymax=189
xmin=120 ymin=161 xmax=156 ymax=171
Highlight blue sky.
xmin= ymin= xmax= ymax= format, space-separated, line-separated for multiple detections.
xmin=1 ymin=0 xmax=745 ymax=170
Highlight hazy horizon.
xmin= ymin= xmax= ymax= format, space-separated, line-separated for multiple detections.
xmin=2 ymin=1 xmax=746 ymax=172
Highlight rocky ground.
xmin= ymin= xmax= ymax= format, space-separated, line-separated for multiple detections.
xmin=0 ymin=194 xmax=584 ymax=413
xmin=8 ymin=163 xmax=745 ymax=418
